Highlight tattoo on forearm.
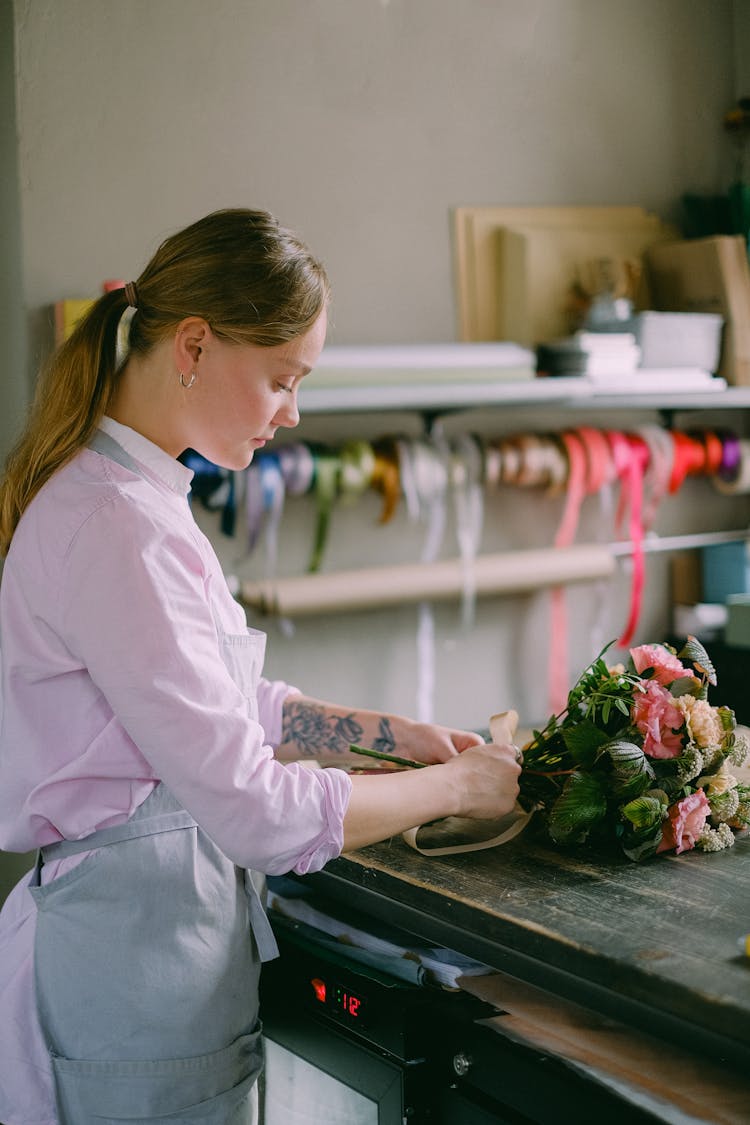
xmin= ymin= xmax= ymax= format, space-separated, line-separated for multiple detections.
xmin=372 ymin=717 xmax=396 ymax=754
xmin=281 ymin=701 xmax=364 ymax=756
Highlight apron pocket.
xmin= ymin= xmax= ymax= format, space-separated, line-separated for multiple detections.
xmin=51 ymin=1029 xmax=262 ymax=1124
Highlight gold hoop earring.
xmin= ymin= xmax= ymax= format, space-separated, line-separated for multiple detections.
xmin=179 ymin=370 xmax=196 ymax=389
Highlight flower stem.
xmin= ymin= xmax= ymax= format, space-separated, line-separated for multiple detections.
xmin=348 ymin=744 xmax=426 ymax=769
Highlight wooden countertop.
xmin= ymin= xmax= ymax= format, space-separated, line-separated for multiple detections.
xmin=305 ymin=819 xmax=750 ymax=1071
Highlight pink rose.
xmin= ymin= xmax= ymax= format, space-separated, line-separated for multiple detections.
xmin=630 ymin=644 xmax=694 ymax=688
xmin=632 ymin=680 xmax=685 ymax=759
xmin=657 ymin=790 xmax=711 ymax=854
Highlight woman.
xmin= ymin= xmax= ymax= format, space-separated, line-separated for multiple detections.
xmin=0 ymin=209 xmax=520 ymax=1124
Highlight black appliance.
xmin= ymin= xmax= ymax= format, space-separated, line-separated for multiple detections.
xmin=258 ymin=897 xmax=671 ymax=1124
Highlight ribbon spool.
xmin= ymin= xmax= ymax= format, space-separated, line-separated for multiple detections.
xmin=398 ymin=435 xmax=449 ymax=724
xmin=277 ymin=443 xmax=315 ymax=499
xmin=636 ymin=425 xmax=674 ymax=532
xmin=548 ymin=430 xmax=589 ymax=714
xmin=717 ymin=430 xmax=742 ymax=483
xmin=308 ymin=447 xmax=342 ymax=573
xmin=450 ymin=433 xmax=484 ymax=629
xmin=339 ymin=440 xmax=376 ymax=504
xmin=713 ymin=437 xmax=750 ymax=495
xmin=607 ymin=430 xmax=649 ymax=649
xmin=245 ymin=453 xmax=283 ymax=554
xmin=370 ymin=438 xmax=402 ymax=524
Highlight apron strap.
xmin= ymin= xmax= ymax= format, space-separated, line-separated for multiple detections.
xmin=41 ymin=809 xmax=197 ymax=863
xmin=87 ymin=428 xmax=145 ymax=476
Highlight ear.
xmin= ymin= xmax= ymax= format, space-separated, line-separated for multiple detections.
xmin=173 ymin=317 xmax=211 ymax=373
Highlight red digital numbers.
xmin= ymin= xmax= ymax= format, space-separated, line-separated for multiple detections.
xmin=311 ymin=977 xmax=365 ymax=1020
xmin=334 ymin=984 xmax=362 ymax=1017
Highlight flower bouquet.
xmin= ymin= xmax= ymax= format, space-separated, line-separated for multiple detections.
xmin=519 ymin=637 xmax=750 ymax=861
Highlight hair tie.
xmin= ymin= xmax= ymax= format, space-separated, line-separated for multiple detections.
xmin=124 ymin=281 xmax=138 ymax=309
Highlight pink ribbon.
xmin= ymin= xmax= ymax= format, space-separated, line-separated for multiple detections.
xmin=607 ymin=431 xmax=649 ymax=648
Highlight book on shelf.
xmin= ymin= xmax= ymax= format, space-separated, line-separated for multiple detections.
xmin=312 ymin=342 xmax=536 ymax=387
xmin=585 ymin=368 xmax=726 ymax=394
xmin=645 ymin=236 xmax=750 ymax=386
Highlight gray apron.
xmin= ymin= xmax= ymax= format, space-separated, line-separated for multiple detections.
xmin=27 ymin=430 xmax=277 ymax=1124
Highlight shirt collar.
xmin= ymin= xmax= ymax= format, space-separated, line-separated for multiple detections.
xmin=99 ymin=417 xmax=194 ymax=495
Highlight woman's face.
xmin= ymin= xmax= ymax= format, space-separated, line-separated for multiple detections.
xmin=185 ymin=307 xmax=327 ymax=470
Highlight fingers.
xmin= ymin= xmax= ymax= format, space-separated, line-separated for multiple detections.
xmin=450 ymin=729 xmax=486 ymax=753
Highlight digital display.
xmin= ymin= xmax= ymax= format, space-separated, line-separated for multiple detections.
xmin=310 ymin=976 xmax=368 ymax=1022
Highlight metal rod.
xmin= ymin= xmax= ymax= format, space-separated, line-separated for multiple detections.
xmin=611 ymin=528 xmax=748 ymax=558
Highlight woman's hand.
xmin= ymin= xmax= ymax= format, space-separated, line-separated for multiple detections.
xmin=439 ymin=742 xmax=521 ymax=820
xmin=396 ymin=719 xmax=486 ymax=764
xmin=342 ymin=739 xmax=520 ymax=851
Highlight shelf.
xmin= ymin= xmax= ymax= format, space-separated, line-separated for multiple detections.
xmin=298 ymin=379 xmax=750 ymax=416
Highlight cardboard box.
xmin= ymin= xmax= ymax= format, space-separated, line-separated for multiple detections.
xmin=645 ymin=236 xmax=750 ymax=385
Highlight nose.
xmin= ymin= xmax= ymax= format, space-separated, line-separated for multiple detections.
xmin=275 ymin=389 xmax=300 ymax=429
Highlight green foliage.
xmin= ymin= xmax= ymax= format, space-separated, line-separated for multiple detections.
xmin=621 ymin=822 xmax=664 ymax=862
xmin=602 ymin=739 xmax=656 ymax=800
xmin=678 ymin=636 xmax=717 ymax=686
xmin=517 ymin=639 xmax=742 ymax=863
xmin=561 ymin=721 xmax=608 ymax=767
xmin=547 ymin=772 xmax=607 ymax=844
xmin=621 ymin=794 xmax=666 ymax=830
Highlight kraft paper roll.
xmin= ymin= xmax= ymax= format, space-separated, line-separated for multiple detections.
xmin=239 ymin=544 xmax=615 ymax=618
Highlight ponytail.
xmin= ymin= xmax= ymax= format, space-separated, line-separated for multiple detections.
xmin=0 ymin=288 xmax=128 ymax=555
xmin=0 ymin=208 xmax=329 ymax=556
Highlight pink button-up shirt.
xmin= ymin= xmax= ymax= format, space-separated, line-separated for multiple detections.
xmin=0 ymin=418 xmax=352 ymax=1123
xmin=0 ymin=417 xmax=351 ymax=869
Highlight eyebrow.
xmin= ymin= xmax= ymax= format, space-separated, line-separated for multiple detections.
xmin=275 ymin=357 xmax=312 ymax=377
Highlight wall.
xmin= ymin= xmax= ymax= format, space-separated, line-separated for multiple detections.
xmin=1 ymin=0 xmax=27 ymax=454
xmin=11 ymin=0 xmax=740 ymax=349
xmin=3 ymin=1 xmax=748 ymax=731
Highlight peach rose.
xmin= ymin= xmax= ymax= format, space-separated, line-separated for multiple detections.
xmin=632 ymin=680 xmax=686 ymax=759
xmin=657 ymin=790 xmax=711 ymax=854
xmin=630 ymin=644 xmax=694 ymax=688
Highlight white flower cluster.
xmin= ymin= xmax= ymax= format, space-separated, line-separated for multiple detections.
xmin=696 ymin=822 xmax=735 ymax=852
xmin=727 ymin=731 xmax=750 ymax=766
xmin=709 ymin=786 xmax=741 ymax=823
xmin=675 ymin=745 xmax=704 ymax=785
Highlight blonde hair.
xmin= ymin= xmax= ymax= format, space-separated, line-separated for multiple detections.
xmin=0 ymin=209 xmax=329 ymax=555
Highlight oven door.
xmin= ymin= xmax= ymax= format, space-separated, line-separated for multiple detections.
xmin=261 ymin=1008 xmax=413 ymax=1125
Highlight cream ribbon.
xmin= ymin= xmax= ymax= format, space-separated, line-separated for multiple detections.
xmin=402 ymin=710 xmax=538 ymax=856
xmin=397 ymin=436 xmax=449 ymax=723
xmin=450 ymin=434 xmax=484 ymax=630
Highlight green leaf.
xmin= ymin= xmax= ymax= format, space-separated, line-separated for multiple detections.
xmin=547 ymin=772 xmax=607 ymax=844
xmin=604 ymin=738 xmax=656 ymax=800
xmin=717 ymin=706 xmax=736 ymax=733
xmin=651 ymin=771 xmax=689 ymax=798
xmin=561 ymin=721 xmax=608 ymax=766
xmin=621 ymin=795 xmax=665 ymax=830
xmin=678 ymin=636 xmax=717 ymax=686
xmin=669 ymin=676 xmax=701 ymax=698
xmin=621 ymin=821 xmax=664 ymax=862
